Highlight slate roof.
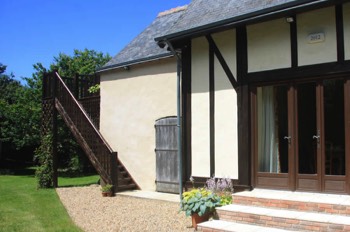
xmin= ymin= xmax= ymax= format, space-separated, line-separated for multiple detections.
xmin=156 ymin=0 xmax=327 ymax=41
xmin=99 ymin=6 xmax=187 ymax=72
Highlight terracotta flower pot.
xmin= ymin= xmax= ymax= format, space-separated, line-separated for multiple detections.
xmin=102 ymin=191 xmax=113 ymax=197
xmin=191 ymin=213 xmax=210 ymax=230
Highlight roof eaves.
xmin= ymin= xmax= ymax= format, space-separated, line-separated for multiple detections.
xmin=96 ymin=53 xmax=173 ymax=73
xmin=155 ymin=0 xmax=331 ymax=42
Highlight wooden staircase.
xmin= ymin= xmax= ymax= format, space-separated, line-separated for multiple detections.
xmin=42 ymin=71 xmax=138 ymax=192
xmin=198 ymin=189 xmax=350 ymax=231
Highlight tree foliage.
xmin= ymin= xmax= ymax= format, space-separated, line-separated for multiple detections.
xmin=0 ymin=49 xmax=110 ymax=169
xmin=0 ymin=64 xmax=40 ymax=154
xmin=51 ymin=49 xmax=111 ymax=77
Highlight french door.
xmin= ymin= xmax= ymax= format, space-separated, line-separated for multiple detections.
xmin=253 ymin=78 xmax=350 ymax=193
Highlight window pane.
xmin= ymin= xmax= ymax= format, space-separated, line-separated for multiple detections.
xmin=324 ymin=79 xmax=345 ymax=175
xmin=297 ymin=83 xmax=317 ymax=174
xmin=257 ymin=85 xmax=288 ymax=173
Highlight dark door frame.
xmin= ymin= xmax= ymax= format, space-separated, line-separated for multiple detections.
xmin=251 ymin=74 xmax=350 ymax=194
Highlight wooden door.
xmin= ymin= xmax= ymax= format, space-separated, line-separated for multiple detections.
xmin=254 ymin=78 xmax=349 ymax=193
xmin=295 ymin=80 xmax=347 ymax=193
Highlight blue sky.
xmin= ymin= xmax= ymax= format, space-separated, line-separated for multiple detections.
xmin=0 ymin=0 xmax=190 ymax=80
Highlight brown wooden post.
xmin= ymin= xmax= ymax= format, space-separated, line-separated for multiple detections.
xmin=181 ymin=41 xmax=192 ymax=184
xmin=237 ymin=85 xmax=251 ymax=189
xmin=52 ymin=71 xmax=58 ymax=188
xmin=74 ymin=73 xmax=79 ymax=99
xmin=110 ymin=152 xmax=118 ymax=193
xmin=236 ymin=26 xmax=251 ymax=190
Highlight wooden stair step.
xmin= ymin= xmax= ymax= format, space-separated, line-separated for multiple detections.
xmin=117 ymin=184 xmax=137 ymax=192
xmin=215 ymin=204 xmax=350 ymax=231
xmin=198 ymin=220 xmax=295 ymax=232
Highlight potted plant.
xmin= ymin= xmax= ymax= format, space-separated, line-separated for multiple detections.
xmin=206 ymin=177 xmax=233 ymax=206
xmin=180 ymin=188 xmax=221 ymax=230
xmin=101 ymin=184 xmax=113 ymax=197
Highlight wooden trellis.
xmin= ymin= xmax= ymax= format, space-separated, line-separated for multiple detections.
xmin=41 ymin=71 xmax=138 ymax=191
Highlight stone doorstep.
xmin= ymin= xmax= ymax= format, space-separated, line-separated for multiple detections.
xmin=197 ymin=220 xmax=293 ymax=232
xmin=232 ymin=189 xmax=350 ymax=216
xmin=233 ymin=195 xmax=350 ymax=216
xmin=215 ymin=204 xmax=350 ymax=231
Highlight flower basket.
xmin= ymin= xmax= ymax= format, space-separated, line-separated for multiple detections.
xmin=101 ymin=184 xmax=113 ymax=197
xmin=180 ymin=188 xmax=221 ymax=228
xmin=191 ymin=212 xmax=210 ymax=230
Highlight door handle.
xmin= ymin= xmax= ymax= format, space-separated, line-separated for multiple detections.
xmin=313 ymin=130 xmax=321 ymax=145
xmin=284 ymin=136 xmax=291 ymax=144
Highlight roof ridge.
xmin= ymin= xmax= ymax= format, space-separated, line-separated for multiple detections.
xmin=157 ymin=5 xmax=187 ymax=17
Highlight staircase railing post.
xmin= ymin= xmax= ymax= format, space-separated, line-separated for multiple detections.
xmin=52 ymin=71 xmax=58 ymax=188
xmin=74 ymin=73 xmax=79 ymax=99
xmin=111 ymin=152 xmax=118 ymax=193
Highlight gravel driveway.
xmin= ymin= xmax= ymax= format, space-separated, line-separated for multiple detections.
xmin=56 ymin=185 xmax=193 ymax=232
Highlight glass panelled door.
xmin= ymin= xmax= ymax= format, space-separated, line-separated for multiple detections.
xmin=296 ymin=80 xmax=346 ymax=192
xmin=323 ymin=80 xmax=345 ymax=177
xmin=296 ymin=82 xmax=320 ymax=191
xmin=255 ymin=79 xmax=348 ymax=193
xmin=257 ymin=85 xmax=289 ymax=174
xmin=255 ymin=85 xmax=291 ymax=189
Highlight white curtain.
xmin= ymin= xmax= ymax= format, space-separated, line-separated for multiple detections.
xmin=257 ymin=86 xmax=280 ymax=173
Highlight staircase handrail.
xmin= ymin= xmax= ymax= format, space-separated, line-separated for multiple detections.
xmin=54 ymin=72 xmax=114 ymax=153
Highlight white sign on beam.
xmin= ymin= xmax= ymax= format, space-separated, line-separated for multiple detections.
xmin=307 ymin=33 xmax=325 ymax=44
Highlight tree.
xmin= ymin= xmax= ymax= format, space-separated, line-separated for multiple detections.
xmin=51 ymin=48 xmax=111 ymax=77
xmin=0 ymin=49 xmax=111 ymax=168
xmin=0 ymin=63 xmax=41 ymax=163
xmin=0 ymin=63 xmax=40 ymax=162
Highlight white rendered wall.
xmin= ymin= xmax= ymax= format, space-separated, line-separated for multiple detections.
xmin=212 ymin=29 xmax=237 ymax=78
xmin=191 ymin=37 xmax=211 ymax=177
xmin=100 ymin=58 xmax=177 ymax=191
xmin=344 ymin=3 xmax=350 ymax=60
xmin=247 ymin=18 xmax=291 ymax=72
xmin=191 ymin=34 xmax=239 ymax=179
xmin=297 ymin=7 xmax=337 ymax=66
xmin=214 ymin=56 xmax=238 ymax=179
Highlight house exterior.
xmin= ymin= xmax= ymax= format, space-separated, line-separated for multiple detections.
xmin=96 ymin=0 xmax=350 ymax=194
xmin=155 ymin=0 xmax=350 ymax=194
xmin=97 ymin=7 xmax=186 ymax=191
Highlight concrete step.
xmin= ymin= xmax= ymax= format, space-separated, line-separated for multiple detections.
xmin=198 ymin=220 xmax=296 ymax=232
xmin=232 ymin=189 xmax=350 ymax=216
xmin=214 ymin=204 xmax=350 ymax=231
xmin=198 ymin=189 xmax=350 ymax=232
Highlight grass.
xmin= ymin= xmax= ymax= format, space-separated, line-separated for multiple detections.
xmin=58 ymin=173 xmax=99 ymax=187
xmin=0 ymin=167 xmax=99 ymax=232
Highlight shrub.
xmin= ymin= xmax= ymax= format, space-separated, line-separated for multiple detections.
xmin=33 ymin=134 xmax=53 ymax=188
xmin=180 ymin=188 xmax=221 ymax=217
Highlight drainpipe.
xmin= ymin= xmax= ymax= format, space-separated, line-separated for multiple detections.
xmin=163 ymin=40 xmax=183 ymax=200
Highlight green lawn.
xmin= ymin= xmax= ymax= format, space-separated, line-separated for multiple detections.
xmin=0 ymin=167 xmax=99 ymax=232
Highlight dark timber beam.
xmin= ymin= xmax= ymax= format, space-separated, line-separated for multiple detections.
xmin=181 ymin=41 xmax=192 ymax=182
xmin=336 ymin=4 xmax=345 ymax=63
xmin=209 ymin=42 xmax=215 ymax=177
xmin=206 ymin=34 xmax=239 ymax=89
xmin=290 ymin=15 xmax=298 ymax=68
xmin=236 ymin=26 xmax=251 ymax=189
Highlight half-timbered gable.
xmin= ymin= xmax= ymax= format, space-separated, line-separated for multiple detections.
xmin=157 ymin=0 xmax=350 ymax=193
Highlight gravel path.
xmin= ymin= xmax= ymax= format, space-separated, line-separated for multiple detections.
xmin=56 ymin=185 xmax=193 ymax=232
